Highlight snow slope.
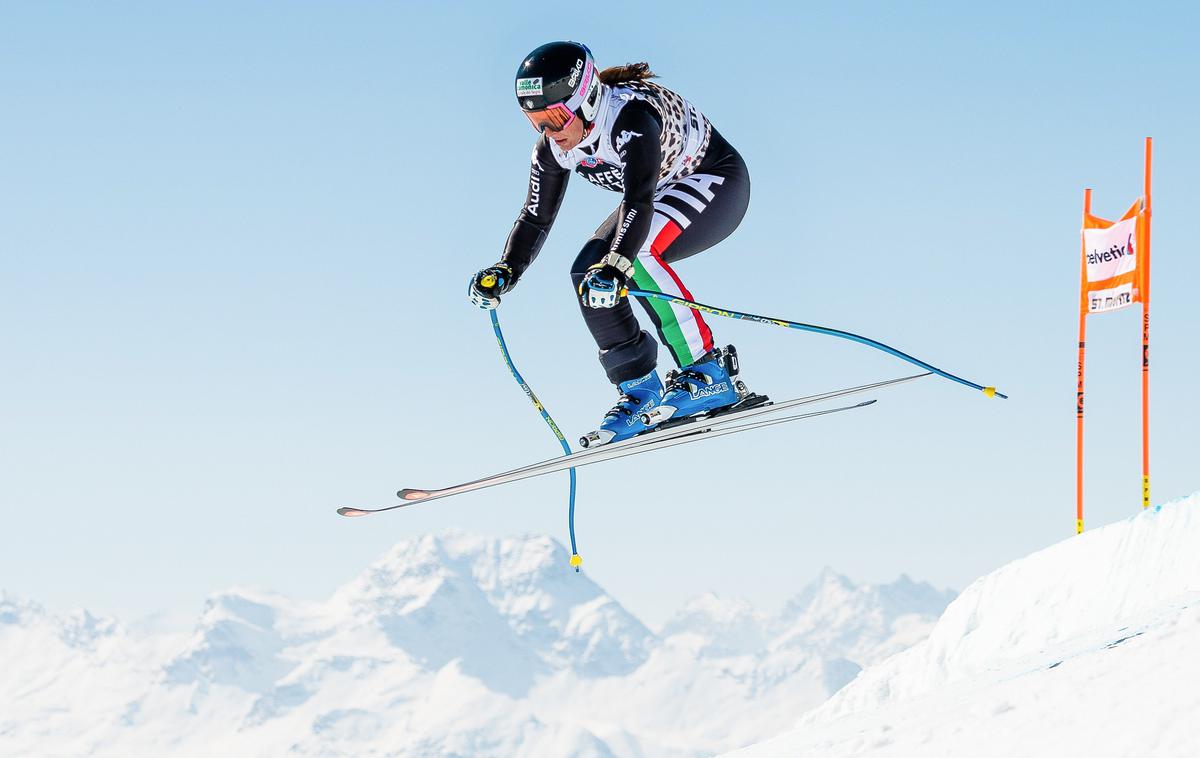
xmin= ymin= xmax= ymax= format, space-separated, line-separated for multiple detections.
xmin=0 ymin=532 xmax=953 ymax=757
xmin=731 ymin=494 xmax=1200 ymax=758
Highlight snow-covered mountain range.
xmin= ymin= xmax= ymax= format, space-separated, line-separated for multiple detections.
xmin=730 ymin=493 xmax=1200 ymax=758
xmin=0 ymin=532 xmax=954 ymax=757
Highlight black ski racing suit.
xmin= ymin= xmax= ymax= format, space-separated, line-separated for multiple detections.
xmin=501 ymin=80 xmax=750 ymax=384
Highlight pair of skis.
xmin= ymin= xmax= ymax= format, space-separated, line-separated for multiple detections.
xmin=337 ymin=373 xmax=929 ymax=518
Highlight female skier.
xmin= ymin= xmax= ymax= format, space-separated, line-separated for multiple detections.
xmin=469 ymin=41 xmax=754 ymax=447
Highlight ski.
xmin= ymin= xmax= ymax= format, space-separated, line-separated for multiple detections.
xmin=339 ymin=399 xmax=875 ymax=517
xmin=400 ymin=371 xmax=926 ymax=501
xmin=429 ymin=371 xmax=925 ymax=483
xmin=337 ymin=375 xmax=925 ymax=518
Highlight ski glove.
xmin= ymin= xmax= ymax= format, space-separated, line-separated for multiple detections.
xmin=579 ymin=254 xmax=635 ymax=309
xmin=468 ymin=263 xmax=516 ymax=310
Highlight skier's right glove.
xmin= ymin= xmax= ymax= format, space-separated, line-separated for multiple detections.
xmin=468 ymin=263 xmax=516 ymax=310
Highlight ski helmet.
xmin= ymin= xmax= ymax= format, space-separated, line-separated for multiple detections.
xmin=514 ymin=41 xmax=603 ymax=133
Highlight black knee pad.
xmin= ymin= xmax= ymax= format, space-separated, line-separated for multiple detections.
xmin=599 ymin=329 xmax=658 ymax=385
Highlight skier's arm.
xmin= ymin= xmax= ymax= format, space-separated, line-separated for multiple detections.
xmin=601 ymin=105 xmax=663 ymax=271
xmin=500 ymin=137 xmax=570 ymax=282
xmin=578 ymin=104 xmax=662 ymax=308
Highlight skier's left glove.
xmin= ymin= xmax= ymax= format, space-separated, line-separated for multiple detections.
xmin=579 ymin=254 xmax=635 ymax=309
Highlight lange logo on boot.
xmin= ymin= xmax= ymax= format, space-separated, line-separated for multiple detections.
xmin=689 ymin=382 xmax=729 ymax=400
xmin=625 ymin=372 xmax=656 ymax=388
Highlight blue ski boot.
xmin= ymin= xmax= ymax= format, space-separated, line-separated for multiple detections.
xmin=642 ymin=346 xmax=750 ymax=427
xmin=579 ymin=370 xmax=664 ymax=448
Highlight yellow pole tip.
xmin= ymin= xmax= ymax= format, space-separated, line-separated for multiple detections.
xmin=481 ymin=274 xmax=497 ymax=288
xmin=569 ymin=554 xmax=583 ymax=568
xmin=982 ymin=386 xmax=997 ymax=398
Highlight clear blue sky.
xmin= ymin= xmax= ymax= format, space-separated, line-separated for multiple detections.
xmin=3 ymin=1 xmax=1198 ymax=628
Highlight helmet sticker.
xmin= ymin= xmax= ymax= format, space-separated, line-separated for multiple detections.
xmin=567 ymin=58 xmax=584 ymax=88
xmin=516 ymin=77 xmax=543 ymax=97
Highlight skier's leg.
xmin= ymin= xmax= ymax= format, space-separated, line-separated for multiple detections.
xmin=628 ymin=146 xmax=757 ymax=425
xmin=629 ymin=147 xmax=751 ymax=369
xmin=571 ymin=213 xmax=665 ymax=446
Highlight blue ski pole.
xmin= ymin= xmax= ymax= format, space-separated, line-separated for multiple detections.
xmin=623 ymin=288 xmax=1007 ymax=399
xmin=486 ymin=308 xmax=583 ymax=571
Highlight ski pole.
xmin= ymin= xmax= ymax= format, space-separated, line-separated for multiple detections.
xmin=622 ymin=288 xmax=1007 ymax=399
xmin=485 ymin=307 xmax=583 ymax=571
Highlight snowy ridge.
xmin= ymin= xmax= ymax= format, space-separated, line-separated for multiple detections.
xmin=731 ymin=494 xmax=1200 ymax=758
xmin=0 ymin=531 xmax=952 ymax=757
xmin=770 ymin=568 xmax=955 ymax=667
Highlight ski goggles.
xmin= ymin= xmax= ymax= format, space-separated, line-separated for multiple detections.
xmin=521 ymin=102 xmax=576 ymax=134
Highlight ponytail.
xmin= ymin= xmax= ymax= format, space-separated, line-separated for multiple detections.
xmin=598 ymin=62 xmax=657 ymax=85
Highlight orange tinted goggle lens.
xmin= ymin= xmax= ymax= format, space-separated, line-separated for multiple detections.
xmin=522 ymin=103 xmax=575 ymax=133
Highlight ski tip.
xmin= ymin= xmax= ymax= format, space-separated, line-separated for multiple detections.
xmin=397 ymin=488 xmax=432 ymax=501
xmin=337 ymin=507 xmax=371 ymax=518
xmin=857 ymin=399 xmax=878 ymax=407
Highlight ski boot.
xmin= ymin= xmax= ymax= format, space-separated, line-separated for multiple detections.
xmin=641 ymin=345 xmax=765 ymax=428
xmin=579 ymin=370 xmax=664 ymax=448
